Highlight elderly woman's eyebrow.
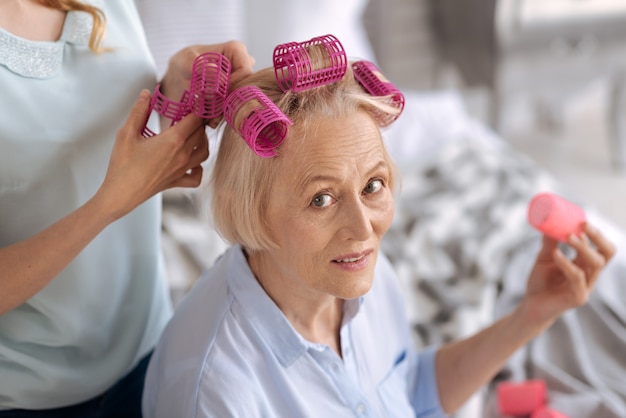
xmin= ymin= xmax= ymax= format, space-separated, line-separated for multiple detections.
xmin=297 ymin=160 xmax=389 ymax=188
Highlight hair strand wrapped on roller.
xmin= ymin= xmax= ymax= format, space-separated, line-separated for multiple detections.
xmin=223 ymin=86 xmax=292 ymax=158
xmin=273 ymin=34 xmax=347 ymax=92
xmin=352 ymin=60 xmax=405 ymax=126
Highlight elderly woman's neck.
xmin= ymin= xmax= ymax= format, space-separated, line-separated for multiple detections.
xmin=0 ymin=0 xmax=67 ymax=41
xmin=246 ymin=249 xmax=344 ymax=357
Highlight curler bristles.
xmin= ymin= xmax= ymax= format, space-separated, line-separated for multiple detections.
xmin=352 ymin=60 xmax=405 ymax=126
xmin=142 ymin=85 xmax=191 ymax=138
xmin=273 ymin=34 xmax=347 ymax=92
xmin=224 ymin=86 xmax=292 ymax=157
xmin=190 ymin=52 xmax=231 ymax=119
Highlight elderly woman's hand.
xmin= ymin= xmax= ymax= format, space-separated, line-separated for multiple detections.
xmin=520 ymin=223 xmax=616 ymax=333
xmin=159 ymin=40 xmax=255 ymax=128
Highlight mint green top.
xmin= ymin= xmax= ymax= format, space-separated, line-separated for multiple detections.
xmin=0 ymin=0 xmax=172 ymax=409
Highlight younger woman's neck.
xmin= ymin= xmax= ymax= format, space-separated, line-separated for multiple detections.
xmin=0 ymin=0 xmax=67 ymax=42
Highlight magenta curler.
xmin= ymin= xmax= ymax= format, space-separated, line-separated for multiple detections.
xmin=189 ymin=52 xmax=231 ymax=119
xmin=352 ymin=60 xmax=405 ymax=126
xmin=527 ymin=192 xmax=586 ymax=242
xmin=224 ymin=86 xmax=292 ymax=157
xmin=273 ymin=34 xmax=347 ymax=92
xmin=497 ymin=380 xmax=547 ymax=417
xmin=141 ymin=85 xmax=191 ymax=138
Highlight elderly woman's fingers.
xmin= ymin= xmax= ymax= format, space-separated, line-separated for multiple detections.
xmin=552 ymin=248 xmax=592 ymax=306
xmin=583 ymin=222 xmax=617 ymax=262
xmin=569 ymin=233 xmax=605 ymax=267
xmin=566 ymin=223 xmax=615 ymax=289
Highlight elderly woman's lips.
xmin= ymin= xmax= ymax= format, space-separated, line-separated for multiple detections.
xmin=332 ymin=251 xmax=372 ymax=270
xmin=334 ymin=254 xmax=366 ymax=263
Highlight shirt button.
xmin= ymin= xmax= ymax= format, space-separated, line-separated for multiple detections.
xmin=331 ymin=363 xmax=340 ymax=373
xmin=356 ymin=402 xmax=367 ymax=414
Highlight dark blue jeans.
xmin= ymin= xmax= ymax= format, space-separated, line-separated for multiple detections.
xmin=0 ymin=352 xmax=152 ymax=418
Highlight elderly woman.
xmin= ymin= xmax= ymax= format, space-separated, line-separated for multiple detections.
xmin=142 ymin=36 xmax=615 ymax=417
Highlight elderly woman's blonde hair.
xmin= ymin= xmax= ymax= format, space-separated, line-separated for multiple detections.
xmin=209 ymin=48 xmax=402 ymax=252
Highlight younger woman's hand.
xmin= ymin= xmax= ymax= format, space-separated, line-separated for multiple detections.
xmin=159 ymin=40 xmax=255 ymax=128
xmin=97 ymin=89 xmax=210 ymax=220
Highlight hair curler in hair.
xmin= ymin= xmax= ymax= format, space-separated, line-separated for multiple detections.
xmin=273 ymin=34 xmax=347 ymax=92
xmin=142 ymin=53 xmax=231 ymax=137
xmin=497 ymin=380 xmax=547 ymax=416
xmin=223 ymin=86 xmax=292 ymax=157
xmin=142 ymin=85 xmax=191 ymax=138
xmin=531 ymin=406 xmax=570 ymax=418
xmin=189 ymin=52 xmax=231 ymax=119
xmin=527 ymin=192 xmax=586 ymax=242
xmin=352 ymin=60 xmax=405 ymax=126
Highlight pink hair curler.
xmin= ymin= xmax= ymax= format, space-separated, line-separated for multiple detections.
xmin=273 ymin=34 xmax=347 ymax=92
xmin=189 ymin=52 xmax=231 ymax=119
xmin=527 ymin=192 xmax=586 ymax=242
xmin=531 ymin=406 xmax=570 ymax=418
xmin=223 ymin=86 xmax=292 ymax=157
xmin=142 ymin=85 xmax=191 ymax=138
xmin=497 ymin=380 xmax=547 ymax=416
xmin=352 ymin=60 xmax=405 ymax=126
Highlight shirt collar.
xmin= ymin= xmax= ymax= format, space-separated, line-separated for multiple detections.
xmin=226 ymin=246 xmax=364 ymax=367
xmin=0 ymin=1 xmax=98 ymax=79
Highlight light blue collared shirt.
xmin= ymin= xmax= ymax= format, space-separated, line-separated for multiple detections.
xmin=143 ymin=246 xmax=446 ymax=417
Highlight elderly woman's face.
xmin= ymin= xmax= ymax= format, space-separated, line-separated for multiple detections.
xmin=260 ymin=110 xmax=395 ymax=300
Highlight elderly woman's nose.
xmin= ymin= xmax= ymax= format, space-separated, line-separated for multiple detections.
xmin=339 ymin=199 xmax=374 ymax=240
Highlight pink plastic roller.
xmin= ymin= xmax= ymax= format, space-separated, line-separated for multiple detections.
xmin=142 ymin=85 xmax=191 ymax=138
xmin=527 ymin=192 xmax=586 ymax=242
xmin=352 ymin=60 xmax=405 ymax=126
xmin=189 ymin=52 xmax=231 ymax=119
xmin=497 ymin=380 xmax=547 ymax=416
xmin=531 ymin=406 xmax=570 ymax=418
xmin=223 ymin=86 xmax=292 ymax=157
xmin=273 ymin=34 xmax=347 ymax=92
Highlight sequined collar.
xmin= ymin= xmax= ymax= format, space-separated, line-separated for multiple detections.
xmin=0 ymin=8 xmax=93 ymax=79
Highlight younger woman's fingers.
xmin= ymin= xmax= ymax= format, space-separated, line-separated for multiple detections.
xmin=119 ymin=89 xmax=151 ymax=138
xmin=170 ymin=165 xmax=204 ymax=189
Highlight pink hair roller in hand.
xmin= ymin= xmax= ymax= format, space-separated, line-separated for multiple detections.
xmin=527 ymin=192 xmax=586 ymax=242
xmin=273 ymin=34 xmax=347 ymax=92
xmin=531 ymin=406 xmax=570 ymax=418
xmin=352 ymin=60 xmax=405 ymax=126
xmin=497 ymin=380 xmax=547 ymax=416
xmin=223 ymin=86 xmax=292 ymax=157
xmin=189 ymin=52 xmax=231 ymax=119
xmin=142 ymin=85 xmax=191 ymax=138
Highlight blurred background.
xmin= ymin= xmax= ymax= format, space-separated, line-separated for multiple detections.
xmin=361 ymin=0 xmax=626 ymax=232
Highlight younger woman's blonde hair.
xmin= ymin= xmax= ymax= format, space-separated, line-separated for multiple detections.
xmin=209 ymin=51 xmax=402 ymax=252
xmin=43 ymin=0 xmax=106 ymax=53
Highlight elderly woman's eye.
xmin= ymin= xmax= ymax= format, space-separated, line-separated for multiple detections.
xmin=311 ymin=194 xmax=332 ymax=208
xmin=364 ymin=179 xmax=383 ymax=194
